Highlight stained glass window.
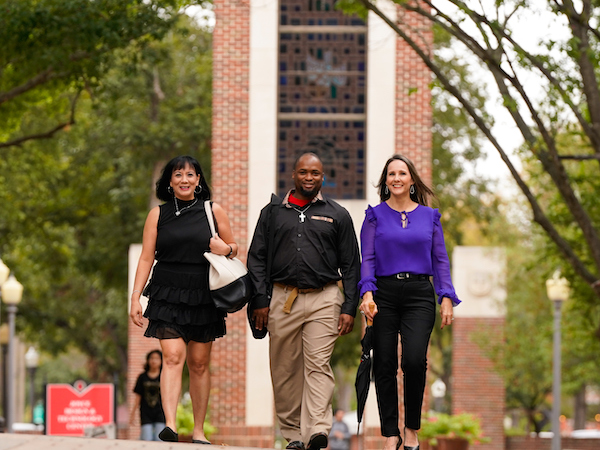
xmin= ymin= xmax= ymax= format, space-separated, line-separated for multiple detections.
xmin=278 ymin=0 xmax=367 ymax=199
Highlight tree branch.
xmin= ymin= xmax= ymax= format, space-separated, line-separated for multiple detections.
xmin=558 ymin=154 xmax=600 ymax=161
xmin=0 ymin=91 xmax=80 ymax=149
xmin=0 ymin=68 xmax=56 ymax=105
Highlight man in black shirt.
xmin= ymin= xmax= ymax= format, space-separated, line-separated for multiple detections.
xmin=248 ymin=152 xmax=360 ymax=450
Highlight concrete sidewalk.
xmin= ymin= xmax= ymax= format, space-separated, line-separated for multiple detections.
xmin=0 ymin=434 xmax=266 ymax=450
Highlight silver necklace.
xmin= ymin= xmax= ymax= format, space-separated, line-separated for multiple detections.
xmin=292 ymin=202 xmax=313 ymax=223
xmin=174 ymin=197 xmax=198 ymax=216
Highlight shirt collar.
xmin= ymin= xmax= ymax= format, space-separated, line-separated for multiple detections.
xmin=282 ymin=189 xmax=324 ymax=208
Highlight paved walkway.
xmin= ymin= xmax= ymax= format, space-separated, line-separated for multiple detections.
xmin=0 ymin=434 xmax=259 ymax=450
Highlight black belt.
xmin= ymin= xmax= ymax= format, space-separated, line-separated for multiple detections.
xmin=383 ymin=272 xmax=430 ymax=281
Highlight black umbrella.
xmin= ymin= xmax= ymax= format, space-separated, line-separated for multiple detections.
xmin=355 ymin=312 xmax=374 ymax=434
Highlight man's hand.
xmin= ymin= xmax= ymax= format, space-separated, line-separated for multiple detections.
xmin=252 ymin=307 xmax=269 ymax=330
xmin=338 ymin=313 xmax=354 ymax=336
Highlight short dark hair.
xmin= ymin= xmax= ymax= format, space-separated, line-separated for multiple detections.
xmin=155 ymin=155 xmax=211 ymax=202
xmin=376 ymin=154 xmax=434 ymax=205
xmin=293 ymin=152 xmax=322 ymax=170
xmin=144 ymin=349 xmax=163 ymax=372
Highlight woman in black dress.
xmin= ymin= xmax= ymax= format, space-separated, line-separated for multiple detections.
xmin=130 ymin=155 xmax=238 ymax=443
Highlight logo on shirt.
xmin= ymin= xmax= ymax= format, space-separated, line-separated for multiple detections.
xmin=311 ymin=215 xmax=334 ymax=223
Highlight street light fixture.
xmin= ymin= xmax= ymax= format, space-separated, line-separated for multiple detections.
xmin=546 ymin=271 xmax=569 ymax=450
xmin=431 ymin=378 xmax=446 ymax=412
xmin=0 ymin=259 xmax=9 ymax=285
xmin=25 ymin=346 xmax=39 ymax=423
xmin=1 ymin=273 xmax=24 ymax=433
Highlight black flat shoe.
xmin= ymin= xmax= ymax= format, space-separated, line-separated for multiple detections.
xmin=158 ymin=426 xmax=178 ymax=442
xmin=193 ymin=439 xmax=212 ymax=444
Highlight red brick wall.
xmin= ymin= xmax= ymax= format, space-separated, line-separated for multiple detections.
xmin=126 ymin=318 xmax=162 ymax=440
xmin=209 ymin=0 xmax=274 ymax=446
xmin=506 ymin=436 xmax=600 ymax=450
xmin=453 ymin=318 xmax=505 ymax=450
xmin=394 ymin=6 xmax=433 ymax=186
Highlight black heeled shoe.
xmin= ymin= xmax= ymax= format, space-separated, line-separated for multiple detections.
xmin=396 ymin=436 xmax=403 ymax=450
xmin=158 ymin=426 xmax=178 ymax=442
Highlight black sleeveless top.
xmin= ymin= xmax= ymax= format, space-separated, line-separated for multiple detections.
xmin=143 ymin=199 xmax=226 ymax=343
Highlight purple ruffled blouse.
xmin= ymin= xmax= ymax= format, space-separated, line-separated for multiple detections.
xmin=358 ymin=202 xmax=461 ymax=305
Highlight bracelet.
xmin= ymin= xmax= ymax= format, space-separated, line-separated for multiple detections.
xmin=132 ymin=289 xmax=141 ymax=295
xmin=226 ymin=245 xmax=233 ymax=258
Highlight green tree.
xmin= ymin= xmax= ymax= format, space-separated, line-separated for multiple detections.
xmin=339 ymin=0 xmax=600 ymax=305
xmin=0 ymin=0 xmax=196 ymax=149
xmin=476 ymin=129 xmax=600 ymax=432
xmin=0 ymin=12 xmax=212 ymax=386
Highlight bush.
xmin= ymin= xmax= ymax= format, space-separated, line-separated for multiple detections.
xmin=419 ymin=412 xmax=490 ymax=446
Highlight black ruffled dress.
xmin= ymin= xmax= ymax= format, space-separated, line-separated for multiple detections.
xmin=143 ymin=199 xmax=226 ymax=343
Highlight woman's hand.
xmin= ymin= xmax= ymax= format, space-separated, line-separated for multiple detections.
xmin=440 ymin=297 xmax=454 ymax=329
xmin=359 ymin=292 xmax=378 ymax=322
xmin=130 ymin=299 xmax=144 ymax=328
xmin=210 ymin=235 xmax=233 ymax=257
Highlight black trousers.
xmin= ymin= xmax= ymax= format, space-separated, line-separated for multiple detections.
xmin=372 ymin=276 xmax=436 ymax=436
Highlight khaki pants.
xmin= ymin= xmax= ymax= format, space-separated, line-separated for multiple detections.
xmin=269 ymin=283 xmax=343 ymax=444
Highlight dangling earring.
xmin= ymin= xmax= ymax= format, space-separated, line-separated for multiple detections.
xmin=410 ymin=185 xmax=415 ymax=195
xmin=168 ymin=186 xmax=173 ymax=194
xmin=195 ymin=185 xmax=202 ymax=194
xmin=384 ymin=185 xmax=389 ymax=195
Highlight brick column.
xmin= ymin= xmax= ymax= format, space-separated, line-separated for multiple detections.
xmin=210 ymin=0 xmax=274 ymax=447
xmin=126 ymin=317 xmax=162 ymax=440
xmin=452 ymin=247 xmax=507 ymax=450
xmin=126 ymin=245 xmax=162 ymax=440
xmin=453 ymin=318 xmax=506 ymax=450
xmin=394 ymin=6 xmax=432 ymax=185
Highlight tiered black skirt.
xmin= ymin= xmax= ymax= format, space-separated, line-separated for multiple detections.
xmin=143 ymin=261 xmax=226 ymax=343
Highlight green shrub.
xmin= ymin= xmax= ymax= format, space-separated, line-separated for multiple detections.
xmin=419 ymin=412 xmax=490 ymax=445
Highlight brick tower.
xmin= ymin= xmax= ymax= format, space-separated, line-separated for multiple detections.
xmin=127 ymin=0 xmax=433 ymax=447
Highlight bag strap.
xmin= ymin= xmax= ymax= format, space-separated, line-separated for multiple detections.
xmin=204 ymin=200 xmax=218 ymax=237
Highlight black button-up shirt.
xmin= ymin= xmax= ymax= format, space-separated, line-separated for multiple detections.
xmin=248 ymin=191 xmax=361 ymax=317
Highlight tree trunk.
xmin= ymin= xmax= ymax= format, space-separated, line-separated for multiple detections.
xmin=573 ymin=385 xmax=587 ymax=430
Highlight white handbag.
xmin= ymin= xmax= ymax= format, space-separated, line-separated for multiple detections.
xmin=203 ymin=201 xmax=253 ymax=312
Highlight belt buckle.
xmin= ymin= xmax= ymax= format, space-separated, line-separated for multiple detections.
xmin=395 ymin=273 xmax=408 ymax=280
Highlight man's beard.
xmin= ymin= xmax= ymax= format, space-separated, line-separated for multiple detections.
xmin=298 ymin=185 xmax=319 ymax=198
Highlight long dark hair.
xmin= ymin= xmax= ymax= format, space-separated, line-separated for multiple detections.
xmin=144 ymin=349 xmax=163 ymax=372
xmin=376 ymin=154 xmax=434 ymax=205
xmin=155 ymin=155 xmax=211 ymax=202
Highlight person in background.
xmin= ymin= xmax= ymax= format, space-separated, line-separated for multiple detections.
xmin=248 ymin=152 xmax=361 ymax=450
xmin=329 ymin=409 xmax=351 ymax=450
xmin=358 ymin=154 xmax=460 ymax=450
xmin=130 ymin=350 xmax=165 ymax=441
xmin=130 ymin=155 xmax=239 ymax=444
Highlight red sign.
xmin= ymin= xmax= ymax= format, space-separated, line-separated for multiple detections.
xmin=46 ymin=381 xmax=114 ymax=436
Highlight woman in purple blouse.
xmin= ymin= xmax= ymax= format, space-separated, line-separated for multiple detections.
xmin=358 ymin=155 xmax=460 ymax=450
